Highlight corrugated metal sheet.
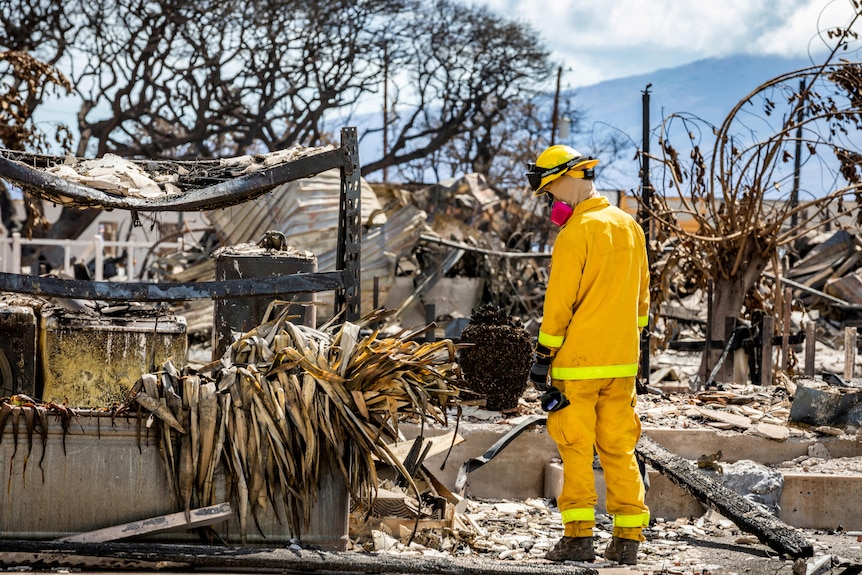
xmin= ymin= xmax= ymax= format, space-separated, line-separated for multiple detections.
xmin=206 ymin=168 xmax=385 ymax=256
xmin=315 ymin=202 xmax=431 ymax=320
xmin=206 ymin=169 xmax=430 ymax=321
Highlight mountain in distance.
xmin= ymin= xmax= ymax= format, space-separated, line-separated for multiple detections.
xmin=355 ymin=54 xmax=818 ymax=190
xmin=573 ymin=53 xmax=815 ymax=144
xmin=568 ymin=54 xmax=816 ymax=190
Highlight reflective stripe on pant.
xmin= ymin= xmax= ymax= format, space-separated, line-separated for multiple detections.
xmin=547 ymin=376 xmax=649 ymax=533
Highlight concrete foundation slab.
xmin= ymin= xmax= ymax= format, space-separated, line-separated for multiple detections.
xmin=403 ymin=421 xmax=862 ymax=530
xmin=780 ymin=473 xmax=862 ymax=530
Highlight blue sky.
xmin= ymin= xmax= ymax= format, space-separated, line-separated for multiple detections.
xmin=467 ymin=0 xmax=860 ymax=90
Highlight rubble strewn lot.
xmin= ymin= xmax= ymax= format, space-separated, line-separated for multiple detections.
xmin=352 ymin=377 xmax=862 ymax=574
xmin=364 ymin=498 xmax=861 ymax=575
xmin=349 ymin=332 xmax=862 ymax=574
xmin=5 ymin=161 xmax=862 ymax=574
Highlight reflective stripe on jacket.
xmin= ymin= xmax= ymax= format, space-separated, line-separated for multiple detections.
xmin=537 ymin=196 xmax=649 ymax=380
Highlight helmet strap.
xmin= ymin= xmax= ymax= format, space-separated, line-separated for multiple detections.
xmin=566 ymin=168 xmax=596 ymax=181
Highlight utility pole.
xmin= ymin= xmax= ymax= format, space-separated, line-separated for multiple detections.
xmin=640 ymin=84 xmax=653 ymax=239
xmin=640 ymin=84 xmax=653 ymax=388
xmin=791 ymin=79 xmax=805 ymax=230
xmin=550 ymin=65 xmax=562 ymax=145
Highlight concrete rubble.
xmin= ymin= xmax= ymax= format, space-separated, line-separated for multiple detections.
xmin=348 ymin=377 xmax=862 ymax=573
xmin=352 ymin=493 xmax=861 ymax=574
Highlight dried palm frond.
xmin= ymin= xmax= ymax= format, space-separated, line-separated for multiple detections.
xmin=131 ymin=306 xmax=464 ymax=542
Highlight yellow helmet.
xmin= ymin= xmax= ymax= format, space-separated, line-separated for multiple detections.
xmin=526 ymin=145 xmax=599 ymax=196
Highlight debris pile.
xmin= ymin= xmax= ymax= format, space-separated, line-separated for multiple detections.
xmin=152 ymin=172 xmax=548 ymax=337
xmin=6 ymin=149 xmax=862 ymax=571
xmin=3 ymin=314 xmax=862 ymax=572
xmin=46 ymin=153 xmax=182 ymax=199
xmin=787 ymin=229 xmax=862 ymax=309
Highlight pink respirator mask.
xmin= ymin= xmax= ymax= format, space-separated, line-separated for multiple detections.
xmin=549 ymin=200 xmax=573 ymax=227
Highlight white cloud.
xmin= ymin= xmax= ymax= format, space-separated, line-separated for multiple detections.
xmin=572 ymin=2 xmax=769 ymax=50
xmin=752 ymin=1 xmax=859 ymax=57
xmin=467 ymin=0 xmax=861 ymax=87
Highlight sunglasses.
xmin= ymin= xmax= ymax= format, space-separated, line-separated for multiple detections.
xmin=525 ymin=156 xmax=596 ymax=192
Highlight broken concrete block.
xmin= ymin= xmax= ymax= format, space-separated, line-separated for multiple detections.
xmin=808 ymin=442 xmax=831 ymax=459
xmin=749 ymin=422 xmax=790 ymax=441
xmin=694 ymin=406 xmax=752 ymax=429
xmin=790 ymin=384 xmax=862 ymax=427
xmin=698 ymin=459 xmax=784 ymax=516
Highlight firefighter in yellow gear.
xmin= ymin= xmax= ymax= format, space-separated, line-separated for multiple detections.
xmin=526 ymin=145 xmax=650 ymax=565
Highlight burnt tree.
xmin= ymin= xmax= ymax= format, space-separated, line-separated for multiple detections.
xmin=647 ymin=9 xmax=862 ymax=382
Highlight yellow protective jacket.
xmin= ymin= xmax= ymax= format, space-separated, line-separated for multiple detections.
xmin=538 ymin=196 xmax=649 ymax=380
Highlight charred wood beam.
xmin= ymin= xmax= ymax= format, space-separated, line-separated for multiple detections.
xmin=636 ymin=436 xmax=813 ymax=559
xmin=0 ymin=271 xmax=346 ymax=302
xmin=0 ymin=148 xmax=349 ymax=212
xmin=703 ymin=323 xmax=751 ymax=389
xmin=670 ymin=339 xmax=731 ymax=351
xmin=669 ymin=333 xmax=805 ymax=351
xmin=764 ymin=272 xmax=862 ymax=311
xmin=0 ymin=539 xmax=599 ymax=575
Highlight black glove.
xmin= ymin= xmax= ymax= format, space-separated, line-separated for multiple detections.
xmin=529 ymin=344 xmax=553 ymax=392
xmin=540 ymin=386 xmax=570 ymax=412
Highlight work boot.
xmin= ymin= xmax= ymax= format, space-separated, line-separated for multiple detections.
xmin=603 ymin=536 xmax=640 ymax=565
xmin=545 ymin=536 xmax=595 ymax=562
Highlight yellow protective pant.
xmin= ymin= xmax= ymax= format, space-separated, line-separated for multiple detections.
xmin=547 ymin=376 xmax=649 ymax=541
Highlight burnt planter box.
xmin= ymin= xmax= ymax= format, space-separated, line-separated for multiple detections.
xmin=0 ymin=411 xmax=348 ymax=549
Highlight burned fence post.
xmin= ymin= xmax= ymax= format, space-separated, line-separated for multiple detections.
xmin=372 ymin=276 xmax=381 ymax=331
xmin=704 ymin=279 xmax=713 ymax=382
xmin=704 ymin=316 xmax=744 ymax=389
xmin=424 ymin=303 xmax=436 ymax=343
xmin=721 ymin=316 xmax=737 ymax=384
xmin=373 ymin=275 xmax=380 ymax=310
xmin=845 ymin=326 xmax=857 ymax=381
xmin=760 ymin=315 xmax=774 ymax=385
xmin=804 ymin=321 xmax=816 ymax=377
xmin=781 ymin=287 xmax=792 ymax=371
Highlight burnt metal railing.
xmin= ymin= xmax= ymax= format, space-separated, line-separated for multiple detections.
xmin=0 ymin=127 xmax=362 ymax=321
